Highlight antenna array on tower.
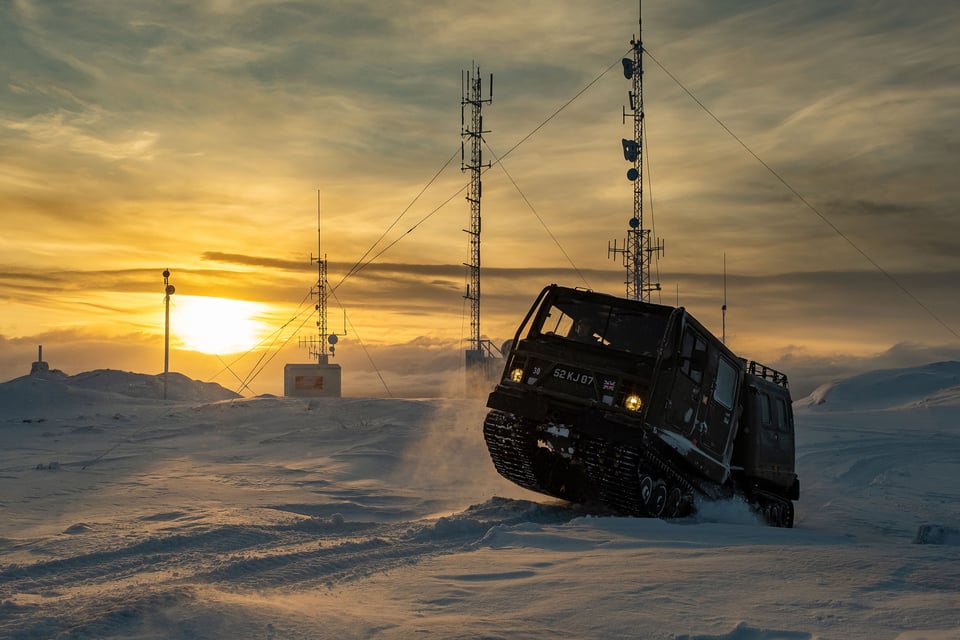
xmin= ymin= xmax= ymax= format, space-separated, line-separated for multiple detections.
xmin=461 ymin=64 xmax=493 ymax=356
xmin=299 ymin=191 xmax=344 ymax=365
xmin=285 ymin=191 xmax=345 ymax=398
xmin=608 ymin=15 xmax=664 ymax=302
xmin=460 ymin=64 xmax=501 ymax=393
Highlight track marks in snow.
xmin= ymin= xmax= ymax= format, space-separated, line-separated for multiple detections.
xmin=676 ymin=621 xmax=813 ymax=639
xmin=0 ymin=524 xmax=280 ymax=591
xmin=0 ymin=498 xmax=582 ymax=638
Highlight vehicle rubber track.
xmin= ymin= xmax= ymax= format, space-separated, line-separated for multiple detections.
xmin=484 ymin=410 xmax=699 ymax=519
xmin=750 ymin=487 xmax=795 ymax=528
xmin=484 ymin=410 xmax=794 ymax=526
xmin=482 ymin=410 xmax=546 ymax=495
xmin=578 ymin=431 xmax=698 ymax=518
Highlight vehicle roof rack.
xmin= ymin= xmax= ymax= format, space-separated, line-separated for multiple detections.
xmin=745 ymin=360 xmax=790 ymax=389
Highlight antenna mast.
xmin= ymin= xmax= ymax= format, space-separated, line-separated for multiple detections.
xmin=461 ymin=63 xmax=493 ymax=356
xmin=302 ymin=190 xmax=340 ymax=364
xmin=609 ymin=5 xmax=663 ymax=302
xmin=284 ymin=191 xmax=344 ymax=398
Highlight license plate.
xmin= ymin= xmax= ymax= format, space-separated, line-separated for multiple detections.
xmin=551 ymin=366 xmax=594 ymax=386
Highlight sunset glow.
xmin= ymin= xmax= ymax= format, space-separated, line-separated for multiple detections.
xmin=2 ymin=1 xmax=958 ymax=397
xmin=171 ymin=296 xmax=270 ymax=356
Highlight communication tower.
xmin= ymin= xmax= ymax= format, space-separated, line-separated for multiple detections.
xmin=461 ymin=64 xmax=498 ymax=390
xmin=608 ymin=13 xmax=664 ymax=302
xmin=302 ymin=191 xmax=342 ymax=365
xmin=284 ymin=191 xmax=344 ymax=397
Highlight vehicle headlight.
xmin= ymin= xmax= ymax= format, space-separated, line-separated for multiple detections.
xmin=624 ymin=394 xmax=642 ymax=411
xmin=509 ymin=367 xmax=524 ymax=383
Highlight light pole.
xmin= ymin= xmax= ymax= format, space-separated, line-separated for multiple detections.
xmin=163 ymin=269 xmax=175 ymax=400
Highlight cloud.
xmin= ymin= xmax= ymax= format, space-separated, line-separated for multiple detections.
xmin=2 ymin=0 xmax=959 ymax=393
xmin=1 ymin=109 xmax=158 ymax=161
xmin=201 ymin=252 xmax=306 ymax=272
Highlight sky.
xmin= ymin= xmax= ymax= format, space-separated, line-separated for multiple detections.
xmin=2 ymin=0 xmax=960 ymax=398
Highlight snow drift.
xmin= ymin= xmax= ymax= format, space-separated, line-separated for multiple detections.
xmin=0 ymin=362 xmax=958 ymax=639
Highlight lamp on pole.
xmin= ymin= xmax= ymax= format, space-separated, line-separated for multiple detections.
xmin=163 ymin=269 xmax=175 ymax=400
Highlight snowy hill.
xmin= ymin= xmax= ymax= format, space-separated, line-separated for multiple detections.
xmin=795 ymin=360 xmax=960 ymax=410
xmin=1 ymin=364 xmax=958 ymax=639
xmin=0 ymin=368 xmax=240 ymax=418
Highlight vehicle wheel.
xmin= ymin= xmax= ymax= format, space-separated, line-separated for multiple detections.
xmin=783 ymin=501 xmax=795 ymax=528
xmin=664 ymin=487 xmax=683 ymax=518
xmin=638 ymin=475 xmax=654 ymax=505
xmin=767 ymin=502 xmax=783 ymax=527
xmin=648 ymin=482 xmax=668 ymax=517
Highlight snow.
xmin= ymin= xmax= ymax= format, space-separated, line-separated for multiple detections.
xmin=797 ymin=361 xmax=960 ymax=411
xmin=1 ymin=363 xmax=959 ymax=639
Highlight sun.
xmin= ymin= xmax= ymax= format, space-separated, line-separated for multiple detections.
xmin=171 ymin=295 xmax=270 ymax=355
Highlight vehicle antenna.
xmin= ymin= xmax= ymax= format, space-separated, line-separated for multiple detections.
xmin=722 ymin=253 xmax=727 ymax=344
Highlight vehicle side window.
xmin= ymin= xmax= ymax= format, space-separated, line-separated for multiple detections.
xmin=713 ymin=357 xmax=738 ymax=410
xmin=680 ymin=333 xmax=694 ymax=371
xmin=775 ymin=397 xmax=789 ymax=433
xmin=760 ymin=393 xmax=772 ymax=425
xmin=679 ymin=330 xmax=706 ymax=384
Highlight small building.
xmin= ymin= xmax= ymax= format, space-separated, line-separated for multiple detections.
xmin=283 ymin=362 xmax=342 ymax=398
xmin=465 ymin=348 xmax=502 ymax=397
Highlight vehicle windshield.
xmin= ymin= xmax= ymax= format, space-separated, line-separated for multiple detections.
xmin=533 ymin=291 xmax=669 ymax=356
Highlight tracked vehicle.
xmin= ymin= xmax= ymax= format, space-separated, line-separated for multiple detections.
xmin=484 ymin=284 xmax=799 ymax=526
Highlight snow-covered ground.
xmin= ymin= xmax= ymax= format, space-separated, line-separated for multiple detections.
xmin=1 ymin=364 xmax=958 ymax=640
